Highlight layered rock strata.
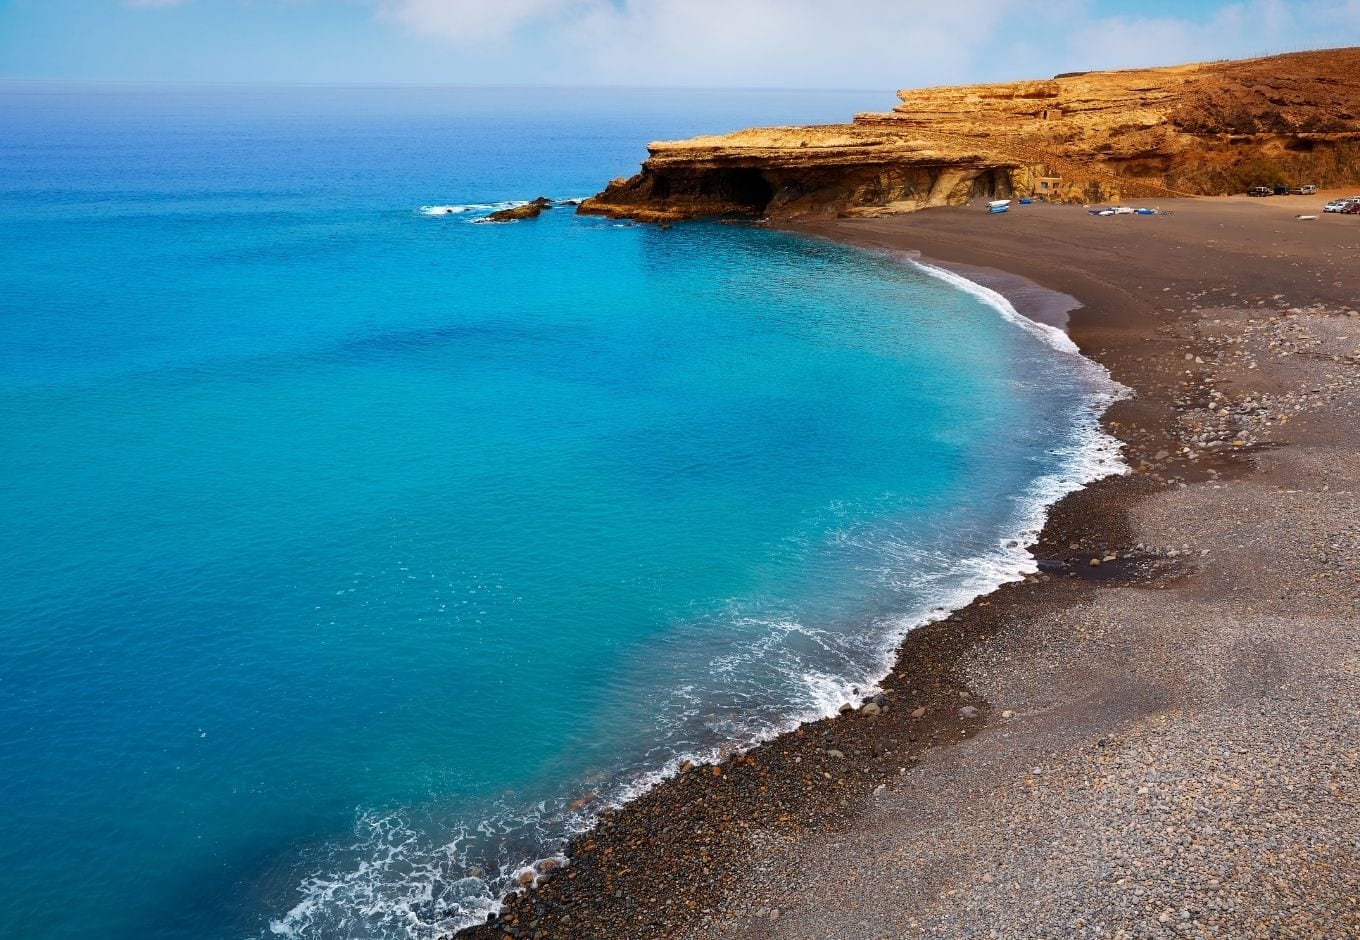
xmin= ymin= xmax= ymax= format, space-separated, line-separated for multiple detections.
xmin=580 ymin=47 xmax=1360 ymax=221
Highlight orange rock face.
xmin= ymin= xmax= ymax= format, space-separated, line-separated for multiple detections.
xmin=579 ymin=48 xmax=1360 ymax=222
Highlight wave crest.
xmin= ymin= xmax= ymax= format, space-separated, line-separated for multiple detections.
xmin=417 ymin=197 xmax=588 ymax=218
xmin=417 ymin=201 xmax=525 ymax=217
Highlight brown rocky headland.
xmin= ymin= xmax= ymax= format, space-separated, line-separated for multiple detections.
xmin=579 ymin=47 xmax=1360 ymax=222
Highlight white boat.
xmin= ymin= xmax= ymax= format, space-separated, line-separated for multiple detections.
xmin=987 ymin=199 xmax=1012 ymax=209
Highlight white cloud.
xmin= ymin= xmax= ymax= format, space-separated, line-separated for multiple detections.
xmin=111 ymin=0 xmax=1360 ymax=86
xmin=367 ymin=0 xmax=1034 ymax=87
xmin=370 ymin=0 xmax=591 ymax=42
xmin=361 ymin=0 xmax=1360 ymax=87
xmin=1056 ymin=0 xmax=1360 ymax=73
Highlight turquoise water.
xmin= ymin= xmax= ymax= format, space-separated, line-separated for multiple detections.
xmin=0 ymin=85 xmax=1119 ymax=939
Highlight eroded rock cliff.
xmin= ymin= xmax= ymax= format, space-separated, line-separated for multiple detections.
xmin=580 ymin=48 xmax=1360 ymax=222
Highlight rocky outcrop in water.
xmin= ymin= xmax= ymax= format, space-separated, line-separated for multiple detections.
xmin=579 ymin=48 xmax=1360 ymax=222
xmin=485 ymin=196 xmax=555 ymax=222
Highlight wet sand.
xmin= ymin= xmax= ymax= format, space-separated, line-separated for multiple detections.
xmin=461 ymin=195 xmax=1360 ymax=939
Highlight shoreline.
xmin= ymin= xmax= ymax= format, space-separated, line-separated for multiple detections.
xmin=448 ymin=217 xmax=1129 ymax=935
xmin=461 ymin=197 xmax=1360 ymax=938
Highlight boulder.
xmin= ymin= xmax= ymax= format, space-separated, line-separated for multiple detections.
xmin=485 ymin=197 xmax=555 ymax=223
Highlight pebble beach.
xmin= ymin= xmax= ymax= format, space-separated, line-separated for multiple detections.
xmin=461 ymin=193 xmax=1360 ymax=939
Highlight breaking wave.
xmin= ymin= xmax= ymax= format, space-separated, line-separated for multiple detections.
xmin=417 ymin=197 xmax=588 ymax=219
xmin=417 ymin=202 xmax=525 ymax=218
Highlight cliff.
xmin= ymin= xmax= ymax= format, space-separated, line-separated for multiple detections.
xmin=579 ymin=48 xmax=1360 ymax=222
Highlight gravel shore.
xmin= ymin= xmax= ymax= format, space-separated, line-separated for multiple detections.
xmin=461 ymin=196 xmax=1360 ymax=939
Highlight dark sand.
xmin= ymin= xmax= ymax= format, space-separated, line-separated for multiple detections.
xmin=462 ymin=195 xmax=1360 ymax=939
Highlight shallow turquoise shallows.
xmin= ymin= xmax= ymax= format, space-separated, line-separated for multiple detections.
xmin=0 ymin=85 xmax=1118 ymax=939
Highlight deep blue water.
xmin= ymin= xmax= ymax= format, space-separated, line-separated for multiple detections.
xmin=0 ymin=84 xmax=1119 ymax=939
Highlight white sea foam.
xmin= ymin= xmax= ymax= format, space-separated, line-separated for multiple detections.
xmin=417 ymin=197 xmax=588 ymax=219
xmin=417 ymin=201 xmax=525 ymax=217
xmin=269 ymin=809 xmax=543 ymax=939
xmin=267 ymin=258 xmax=1131 ymax=939
xmin=910 ymin=259 xmax=1082 ymax=354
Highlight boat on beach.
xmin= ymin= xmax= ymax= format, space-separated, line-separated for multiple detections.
xmin=1088 ymin=205 xmax=1163 ymax=217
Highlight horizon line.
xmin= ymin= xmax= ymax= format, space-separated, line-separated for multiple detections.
xmin=0 ymin=77 xmax=891 ymax=94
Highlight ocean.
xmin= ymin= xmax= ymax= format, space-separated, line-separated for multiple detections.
xmin=0 ymin=84 xmax=1122 ymax=939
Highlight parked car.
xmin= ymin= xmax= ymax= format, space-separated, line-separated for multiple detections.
xmin=1343 ymin=201 xmax=1360 ymax=215
xmin=1273 ymin=185 xmax=1290 ymax=195
xmin=1248 ymin=186 xmax=1273 ymax=196
xmin=1291 ymin=184 xmax=1318 ymax=195
xmin=1325 ymin=197 xmax=1360 ymax=212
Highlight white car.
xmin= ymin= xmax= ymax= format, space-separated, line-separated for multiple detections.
xmin=1323 ymin=198 xmax=1357 ymax=212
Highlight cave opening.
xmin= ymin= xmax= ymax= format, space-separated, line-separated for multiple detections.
xmin=705 ymin=168 xmax=776 ymax=213
xmin=969 ymin=169 xmax=1014 ymax=200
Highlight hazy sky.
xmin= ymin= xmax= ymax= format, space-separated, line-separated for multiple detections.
xmin=2 ymin=0 xmax=1358 ymax=87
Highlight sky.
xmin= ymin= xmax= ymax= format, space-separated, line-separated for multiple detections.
xmin=1 ymin=0 xmax=1358 ymax=88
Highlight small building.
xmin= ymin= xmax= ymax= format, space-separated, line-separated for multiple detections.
xmin=1034 ymin=176 xmax=1063 ymax=198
